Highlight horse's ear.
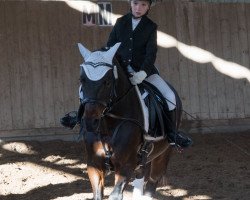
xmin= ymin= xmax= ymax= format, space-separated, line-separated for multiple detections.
xmin=104 ymin=42 xmax=121 ymax=61
xmin=78 ymin=43 xmax=91 ymax=61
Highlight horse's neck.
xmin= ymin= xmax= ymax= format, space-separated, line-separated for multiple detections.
xmin=114 ymin=67 xmax=143 ymax=120
xmin=117 ymin=68 xmax=131 ymax=96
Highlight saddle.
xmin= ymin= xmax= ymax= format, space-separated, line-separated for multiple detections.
xmin=139 ymin=82 xmax=171 ymax=140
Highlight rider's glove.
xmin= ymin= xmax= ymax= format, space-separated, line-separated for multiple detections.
xmin=129 ymin=70 xmax=147 ymax=85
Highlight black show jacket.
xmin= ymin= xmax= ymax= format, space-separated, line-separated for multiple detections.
xmin=107 ymin=13 xmax=158 ymax=76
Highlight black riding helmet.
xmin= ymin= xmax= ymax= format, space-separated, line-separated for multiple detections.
xmin=130 ymin=0 xmax=153 ymax=5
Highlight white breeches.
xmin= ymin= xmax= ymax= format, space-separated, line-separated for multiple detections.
xmin=145 ymin=74 xmax=176 ymax=111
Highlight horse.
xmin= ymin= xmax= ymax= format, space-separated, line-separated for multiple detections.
xmin=77 ymin=42 xmax=182 ymax=200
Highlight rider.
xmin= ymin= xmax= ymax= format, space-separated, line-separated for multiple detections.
xmin=61 ymin=0 xmax=192 ymax=148
xmin=106 ymin=0 xmax=192 ymax=148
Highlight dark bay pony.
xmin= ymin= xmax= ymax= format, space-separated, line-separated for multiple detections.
xmin=77 ymin=42 xmax=181 ymax=200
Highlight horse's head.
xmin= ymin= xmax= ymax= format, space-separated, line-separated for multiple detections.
xmin=78 ymin=43 xmax=122 ymax=131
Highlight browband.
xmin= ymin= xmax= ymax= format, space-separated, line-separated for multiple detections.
xmin=84 ymin=61 xmax=114 ymax=68
xmin=83 ymin=61 xmax=118 ymax=79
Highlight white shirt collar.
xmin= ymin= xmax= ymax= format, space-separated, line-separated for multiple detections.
xmin=132 ymin=18 xmax=141 ymax=30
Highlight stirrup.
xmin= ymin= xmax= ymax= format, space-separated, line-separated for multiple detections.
xmin=168 ymin=131 xmax=193 ymax=148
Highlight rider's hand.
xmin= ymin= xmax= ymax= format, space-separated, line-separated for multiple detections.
xmin=129 ymin=70 xmax=147 ymax=85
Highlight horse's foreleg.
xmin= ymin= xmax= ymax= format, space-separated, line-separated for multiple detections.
xmin=144 ymin=146 xmax=172 ymax=198
xmin=108 ymin=173 xmax=128 ymax=200
xmin=108 ymin=124 xmax=141 ymax=200
xmin=87 ymin=166 xmax=105 ymax=200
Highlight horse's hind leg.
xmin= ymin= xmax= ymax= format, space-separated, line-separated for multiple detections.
xmin=87 ymin=166 xmax=105 ymax=200
xmin=144 ymin=146 xmax=173 ymax=198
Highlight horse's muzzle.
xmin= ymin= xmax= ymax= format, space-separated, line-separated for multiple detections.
xmin=82 ymin=102 xmax=106 ymax=132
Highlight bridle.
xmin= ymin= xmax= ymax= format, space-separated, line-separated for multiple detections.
xmin=80 ymin=61 xmax=132 ymax=117
xmin=79 ymin=61 xmax=144 ymax=135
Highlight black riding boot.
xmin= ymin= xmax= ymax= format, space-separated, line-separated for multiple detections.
xmin=60 ymin=103 xmax=84 ymax=129
xmin=166 ymin=110 xmax=193 ymax=148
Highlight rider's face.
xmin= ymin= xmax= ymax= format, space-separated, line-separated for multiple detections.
xmin=131 ymin=0 xmax=150 ymax=18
